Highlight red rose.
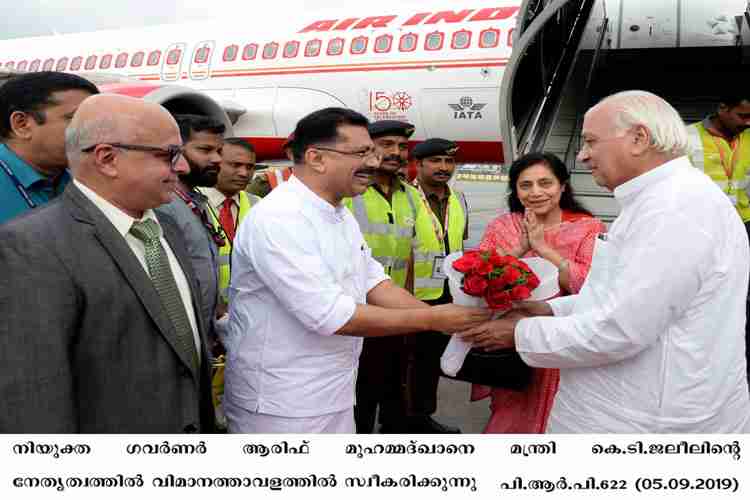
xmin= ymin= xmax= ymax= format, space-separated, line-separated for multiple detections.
xmin=510 ymin=285 xmax=532 ymax=301
xmin=504 ymin=266 xmax=522 ymax=283
xmin=476 ymin=260 xmax=494 ymax=275
xmin=486 ymin=288 xmax=512 ymax=310
xmin=526 ymin=273 xmax=540 ymax=289
xmin=463 ymin=274 xmax=489 ymax=296
xmin=516 ymin=260 xmax=532 ymax=273
xmin=453 ymin=253 xmax=482 ymax=273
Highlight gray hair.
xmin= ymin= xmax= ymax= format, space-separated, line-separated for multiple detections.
xmin=596 ymin=90 xmax=689 ymax=157
xmin=65 ymin=115 xmax=134 ymax=167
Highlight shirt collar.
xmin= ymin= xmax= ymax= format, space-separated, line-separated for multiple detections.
xmin=73 ymin=179 xmax=160 ymax=238
xmin=287 ymin=175 xmax=347 ymax=222
xmin=199 ymin=187 xmax=238 ymax=209
xmin=613 ymin=156 xmax=688 ymax=206
xmin=0 ymin=143 xmax=68 ymax=188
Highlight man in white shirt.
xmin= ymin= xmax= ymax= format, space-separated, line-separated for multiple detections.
xmin=0 ymin=94 xmax=215 ymax=432
xmin=459 ymin=91 xmax=750 ymax=433
xmin=223 ymin=107 xmax=490 ymax=433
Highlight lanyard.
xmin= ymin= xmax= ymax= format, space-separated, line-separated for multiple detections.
xmin=0 ymin=158 xmax=36 ymax=209
xmin=710 ymin=133 xmax=742 ymax=189
xmin=174 ymin=187 xmax=226 ymax=247
xmin=416 ymin=183 xmax=450 ymax=248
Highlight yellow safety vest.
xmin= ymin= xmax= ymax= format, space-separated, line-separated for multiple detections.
xmin=209 ymin=191 xmax=257 ymax=302
xmin=413 ymin=188 xmax=468 ymax=300
xmin=687 ymin=122 xmax=750 ymax=222
xmin=345 ymin=182 xmax=420 ymax=288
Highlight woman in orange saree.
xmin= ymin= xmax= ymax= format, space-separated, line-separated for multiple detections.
xmin=472 ymin=152 xmax=606 ymax=433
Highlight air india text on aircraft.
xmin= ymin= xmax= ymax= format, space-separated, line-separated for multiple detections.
xmin=299 ymin=8 xmax=520 ymax=33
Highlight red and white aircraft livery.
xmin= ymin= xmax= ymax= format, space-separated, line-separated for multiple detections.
xmin=0 ymin=1 xmax=745 ymax=162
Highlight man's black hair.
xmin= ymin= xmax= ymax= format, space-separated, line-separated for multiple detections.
xmin=222 ymin=137 xmax=255 ymax=154
xmin=719 ymin=89 xmax=750 ymax=109
xmin=173 ymin=114 xmax=226 ymax=143
xmin=0 ymin=71 xmax=99 ymax=138
xmin=291 ymin=107 xmax=369 ymax=163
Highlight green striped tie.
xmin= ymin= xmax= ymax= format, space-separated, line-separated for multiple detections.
xmin=130 ymin=219 xmax=200 ymax=372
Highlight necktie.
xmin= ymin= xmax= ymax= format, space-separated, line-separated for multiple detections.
xmin=130 ymin=219 xmax=200 ymax=371
xmin=219 ymin=198 xmax=236 ymax=242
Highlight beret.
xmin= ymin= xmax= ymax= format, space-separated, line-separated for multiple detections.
xmin=412 ymin=138 xmax=459 ymax=160
xmin=368 ymin=120 xmax=415 ymax=139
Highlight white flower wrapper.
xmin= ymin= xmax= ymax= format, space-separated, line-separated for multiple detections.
xmin=439 ymin=252 xmax=560 ymax=377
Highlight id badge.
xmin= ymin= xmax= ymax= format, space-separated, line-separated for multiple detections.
xmin=432 ymin=256 xmax=447 ymax=279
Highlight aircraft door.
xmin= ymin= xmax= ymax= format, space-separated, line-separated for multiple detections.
xmin=161 ymin=43 xmax=186 ymax=82
xmin=189 ymin=40 xmax=215 ymax=81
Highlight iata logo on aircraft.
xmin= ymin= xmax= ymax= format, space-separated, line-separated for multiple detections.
xmin=450 ymin=97 xmax=486 ymax=120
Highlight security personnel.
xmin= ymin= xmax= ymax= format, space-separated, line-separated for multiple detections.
xmin=347 ymin=120 xmax=453 ymax=434
xmin=686 ymin=92 xmax=750 ymax=388
xmin=247 ymin=133 xmax=294 ymax=197
xmin=410 ymin=138 xmax=468 ymax=433
xmin=200 ymin=138 xmax=260 ymax=303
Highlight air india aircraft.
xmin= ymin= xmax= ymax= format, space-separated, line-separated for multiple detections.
xmin=0 ymin=0 xmax=746 ymax=169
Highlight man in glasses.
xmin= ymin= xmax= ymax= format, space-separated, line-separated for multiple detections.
xmin=222 ymin=107 xmax=490 ymax=433
xmin=157 ymin=114 xmax=226 ymax=358
xmin=0 ymin=71 xmax=98 ymax=225
xmin=0 ymin=94 xmax=215 ymax=432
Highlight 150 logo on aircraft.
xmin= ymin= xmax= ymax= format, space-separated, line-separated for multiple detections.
xmin=450 ymin=97 xmax=486 ymax=120
xmin=368 ymin=91 xmax=414 ymax=120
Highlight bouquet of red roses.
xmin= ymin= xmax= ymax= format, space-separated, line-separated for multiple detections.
xmin=451 ymin=249 xmax=541 ymax=310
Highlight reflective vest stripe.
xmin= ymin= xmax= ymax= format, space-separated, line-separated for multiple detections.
xmin=413 ymin=189 xmax=468 ymax=300
xmin=345 ymin=183 xmax=418 ymax=288
xmin=210 ymin=191 xmax=256 ymax=301
xmin=687 ymin=122 xmax=750 ymax=222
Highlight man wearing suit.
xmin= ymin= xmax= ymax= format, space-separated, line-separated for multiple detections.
xmin=0 ymin=94 xmax=214 ymax=433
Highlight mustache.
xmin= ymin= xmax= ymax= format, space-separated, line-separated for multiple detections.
xmin=381 ymin=155 xmax=404 ymax=165
xmin=355 ymin=167 xmax=377 ymax=175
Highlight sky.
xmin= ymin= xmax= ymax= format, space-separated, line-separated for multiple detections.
xmin=0 ymin=0 xmax=441 ymax=39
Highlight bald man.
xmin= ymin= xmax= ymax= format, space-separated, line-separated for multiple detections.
xmin=0 ymin=94 xmax=215 ymax=433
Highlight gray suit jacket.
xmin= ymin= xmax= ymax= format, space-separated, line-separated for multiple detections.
xmin=0 ymin=184 xmax=215 ymax=433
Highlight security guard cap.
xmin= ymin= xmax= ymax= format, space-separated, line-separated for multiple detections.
xmin=368 ymin=120 xmax=415 ymax=139
xmin=412 ymin=138 xmax=459 ymax=160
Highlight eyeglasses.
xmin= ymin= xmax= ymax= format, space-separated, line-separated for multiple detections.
xmin=81 ymin=143 xmax=184 ymax=170
xmin=312 ymin=145 xmax=382 ymax=162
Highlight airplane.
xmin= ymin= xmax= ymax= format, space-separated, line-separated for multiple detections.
xmin=0 ymin=0 xmax=747 ymax=173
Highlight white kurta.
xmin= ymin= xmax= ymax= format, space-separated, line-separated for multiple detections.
xmin=516 ymin=157 xmax=750 ymax=433
xmin=223 ymin=176 xmax=388 ymax=429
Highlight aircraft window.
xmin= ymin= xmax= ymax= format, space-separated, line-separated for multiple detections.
xmin=100 ymin=54 xmax=112 ymax=69
xmin=194 ymin=46 xmax=211 ymax=64
xmin=284 ymin=41 xmax=299 ymax=58
xmin=55 ymin=57 xmax=68 ymax=71
xmin=508 ymin=28 xmax=515 ymax=48
xmin=350 ymin=36 xmax=368 ymax=55
xmin=68 ymin=57 xmax=81 ymax=71
xmin=167 ymin=49 xmax=182 ymax=65
xmin=17 ymin=61 xmax=28 ymax=71
xmin=223 ymin=45 xmax=238 ymax=62
xmin=147 ymin=50 xmax=161 ymax=66
xmin=262 ymin=42 xmax=278 ymax=59
xmin=305 ymin=39 xmax=321 ymax=57
xmin=43 ymin=58 xmax=55 ymax=71
xmin=452 ymin=30 xmax=471 ymax=49
xmin=242 ymin=43 xmax=257 ymax=60
xmin=327 ymin=38 xmax=344 ymax=56
xmin=399 ymin=33 xmax=418 ymax=52
xmin=425 ymin=32 xmax=444 ymax=51
xmin=115 ymin=53 xmax=128 ymax=68
xmin=83 ymin=56 xmax=96 ymax=70
xmin=131 ymin=52 xmax=144 ymax=67
xmin=29 ymin=59 xmax=41 ymax=71
xmin=374 ymin=34 xmax=392 ymax=53
xmin=479 ymin=28 xmax=500 ymax=48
